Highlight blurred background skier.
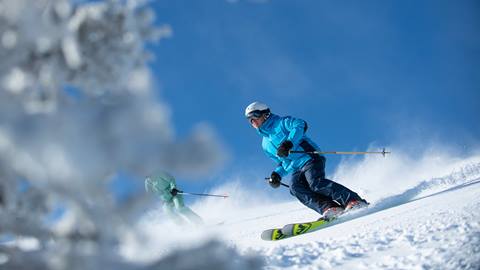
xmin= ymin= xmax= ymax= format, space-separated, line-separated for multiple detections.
xmin=145 ymin=171 xmax=204 ymax=225
xmin=245 ymin=101 xmax=368 ymax=220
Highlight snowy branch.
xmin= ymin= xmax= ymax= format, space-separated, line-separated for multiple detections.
xmin=0 ymin=0 xmax=240 ymax=269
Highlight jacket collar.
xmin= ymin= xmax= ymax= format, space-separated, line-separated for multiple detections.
xmin=256 ymin=113 xmax=278 ymax=137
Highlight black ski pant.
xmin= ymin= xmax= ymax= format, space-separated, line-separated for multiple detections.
xmin=289 ymin=157 xmax=364 ymax=215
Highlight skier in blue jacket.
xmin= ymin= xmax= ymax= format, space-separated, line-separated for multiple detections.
xmin=245 ymin=101 xmax=368 ymax=219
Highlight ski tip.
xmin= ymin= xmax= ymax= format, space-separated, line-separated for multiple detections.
xmin=260 ymin=229 xmax=275 ymax=241
xmin=261 ymin=228 xmax=289 ymax=241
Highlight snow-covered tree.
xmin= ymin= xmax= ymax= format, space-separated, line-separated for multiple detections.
xmin=0 ymin=0 xmax=258 ymax=269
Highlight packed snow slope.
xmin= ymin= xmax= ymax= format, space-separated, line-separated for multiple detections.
xmin=128 ymin=152 xmax=480 ymax=269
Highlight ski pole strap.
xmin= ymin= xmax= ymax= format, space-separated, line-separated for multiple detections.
xmin=177 ymin=190 xmax=229 ymax=198
xmin=290 ymin=148 xmax=391 ymax=157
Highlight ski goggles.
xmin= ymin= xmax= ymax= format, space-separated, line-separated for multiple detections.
xmin=246 ymin=110 xmax=264 ymax=120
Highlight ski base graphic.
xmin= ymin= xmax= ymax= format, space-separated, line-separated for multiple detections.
xmin=261 ymin=217 xmax=336 ymax=241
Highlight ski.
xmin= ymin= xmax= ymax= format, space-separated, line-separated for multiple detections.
xmin=281 ymin=217 xmax=336 ymax=236
xmin=261 ymin=217 xmax=337 ymax=241
xmin=261 ymin=228 xmax=289 ymax=241
xmin=261 ymin=203 xmax=370 ymax=241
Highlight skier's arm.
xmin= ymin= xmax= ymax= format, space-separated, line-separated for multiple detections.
xmin=264 ymin=150 xmax=288 ymax=177
xmin=262 ymin=140 xmax=288 ymax=177
xmin=283 ymin=116 xmax=307 ymax=146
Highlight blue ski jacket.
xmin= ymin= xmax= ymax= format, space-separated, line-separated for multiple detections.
xmin=257 ymin=113 xmax=322 ymax=177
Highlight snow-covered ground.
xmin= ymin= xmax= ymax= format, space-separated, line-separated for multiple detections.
xmin=126 ymin=153 xmax=480 ymax=269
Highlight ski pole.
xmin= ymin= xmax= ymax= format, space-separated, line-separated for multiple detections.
xmin=290 ymin=148 xmax=391 ymax=157
xmin=264 ymin=178 xmax=290 ymax=188
xmin=176 ymin=189 xmax=229 ymax=198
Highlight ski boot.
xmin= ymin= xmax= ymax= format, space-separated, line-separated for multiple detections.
xmin=345 ymin=199 xmax=369 ymax=211
xmin=320 ymin=206 xmax=344 ymax=221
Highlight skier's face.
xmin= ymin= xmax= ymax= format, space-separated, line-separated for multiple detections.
xmin=249 ymin=115 xmax=266 ymax=129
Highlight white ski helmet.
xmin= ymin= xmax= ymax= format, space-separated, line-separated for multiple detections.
xmin=245 ymin=101 xmax=270 ymax=119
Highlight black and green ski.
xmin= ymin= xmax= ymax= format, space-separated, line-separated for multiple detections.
xmin=260 ymin=217 xmax=337 ymax=241
xmin=261 ymin=204 xmax=370 ymax=241
xmin=260 ymin=228 xmax=290 ymax=241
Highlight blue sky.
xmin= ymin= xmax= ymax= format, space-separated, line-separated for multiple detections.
xmin=146 ymin=1 xmax=479 ymax=195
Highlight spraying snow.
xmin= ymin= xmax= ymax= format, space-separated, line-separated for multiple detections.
xmin=126 ymin=147 xmax=480 ymax=269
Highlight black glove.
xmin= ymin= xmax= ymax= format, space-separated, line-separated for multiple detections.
xmin=277 ymin=140 xmax=293 ymax=157
xmin=170 ymin=188 xmax=180 ymax=196
xmin=269 ymin=172 xmax=282 ymax=188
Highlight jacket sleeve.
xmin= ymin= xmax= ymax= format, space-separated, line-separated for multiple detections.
xmin=274 ymin=164 xmax=288 ymax=177
xmin=264 ymin=149 xmax=288 ymax=177
xmin=282 ymin=116 xmax=306 ymax=146
xmin=262 ymin=139 xmax=288 ymax=177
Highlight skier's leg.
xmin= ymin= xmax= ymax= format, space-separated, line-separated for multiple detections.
xmin=173 ymin=195 xmax=204 ymax=225
xmin=178 ymin=207 xmax=204 ymax=225
xmin=303 ymin=157 xmax=366 ymax=207
xmin=289 ymin=170 xmax=339 ymax=215
xmin=163 ymin=201 xmax=186 ymax=225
